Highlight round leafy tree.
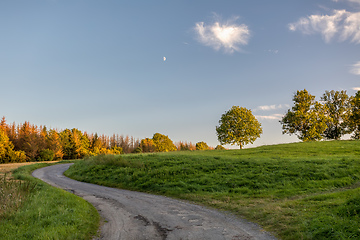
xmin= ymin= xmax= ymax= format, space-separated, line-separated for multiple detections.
xmin=280 ymin=89 xmax=330 ymax=141
xmin=216 ymin=106 xmax=262 ymax=149
xmin=196 ymin=141 xmax=209 ymax=150
xmin=152 ymin=133 xmax=177 ymax=152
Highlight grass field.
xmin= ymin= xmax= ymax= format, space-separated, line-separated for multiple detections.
xmin=65 ymin=140 xmax=360 ymax=240
xmin=0 ymin=162 xmax=99 ymax=240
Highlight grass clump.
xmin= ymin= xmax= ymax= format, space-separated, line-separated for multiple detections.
xmin=0 ymin=162 xmax=99 ymax=240
xmin=66 ymin=140 xmax=360 ymax=239
xmin=0 ymin=174 xmax=37 ymax=219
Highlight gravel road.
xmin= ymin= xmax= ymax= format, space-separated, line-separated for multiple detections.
xmin=32 ymin=163 xmax=277 ymax=240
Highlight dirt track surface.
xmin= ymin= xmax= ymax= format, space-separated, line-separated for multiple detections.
xmin=32 ymin=163 xmax=277 ymax=240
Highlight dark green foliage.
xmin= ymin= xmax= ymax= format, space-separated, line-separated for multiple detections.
xmin=216 ymin=106 xmax=262 ymax=149
xmin=350 ymin=91 xmax=360 ymax=139
xmin=338 ymin=194 xmax=360 ymax=217
xmin=132 ymin=147 xmax=142 ymax=153
xmin=321 ymin=90 xmax=351 ymax=140
xmin=37 ymin=149 xmax=55 ymax=162
xmin=215 ymin=145 xmax=226 ymax=150
xmin=152 ymin=133 xmax=177 ymax=152
xmin=196 ymin=141 xmax=209 ymax=150
xmin=281 ymin=89 xmax=330 ymax=141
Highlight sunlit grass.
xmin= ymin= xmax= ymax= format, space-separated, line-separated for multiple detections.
xmin=66 ymin=140 xmax=360 ymax=239
xmin=0 ymin=174 xmax=36 ymax=219
xmin=0 ymin=163 xmax=99 ymax=240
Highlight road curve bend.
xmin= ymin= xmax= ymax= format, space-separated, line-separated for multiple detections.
xmin=32 ymin=163 xmax=277 ymax=240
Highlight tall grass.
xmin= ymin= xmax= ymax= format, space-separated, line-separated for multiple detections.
xmin=0 ymin=174 xmax=37 ymax=219
xmin=65 ymin=140 xmax=360 ymax=240
xmin=0 ymin=163 xmax=99 ymax=240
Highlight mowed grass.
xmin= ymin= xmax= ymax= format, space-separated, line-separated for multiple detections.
xmin=0 ymin=163 xmax=99 ymax=240
xmin=65 ymin=140 xmax=360 ymax=240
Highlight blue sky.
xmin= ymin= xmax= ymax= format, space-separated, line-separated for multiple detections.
xmin=1 ymin=0 xmax=360 ymax=148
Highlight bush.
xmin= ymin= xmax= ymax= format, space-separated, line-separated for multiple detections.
xmin=37 ymin=149 xmax=55 ymax=161
xmin=215 ymin=145 xmax=226 ymax=150
xmin=196 ymin=141 xmax=209 ymax=150
xmin=132 ymin=147 xmax=142 ymax=154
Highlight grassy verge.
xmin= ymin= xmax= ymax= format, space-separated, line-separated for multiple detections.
xmin=0 ymin=162 xmax=99 ymax=240
xmin=65 ymin=140 xmax=360 ymax=240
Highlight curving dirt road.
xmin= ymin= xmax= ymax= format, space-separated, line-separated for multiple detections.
xmin=32 ymin=163 xmax=277 ymax=240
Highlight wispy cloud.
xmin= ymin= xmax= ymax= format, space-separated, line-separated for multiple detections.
xmin=333 ymin=0 xmax=360 ymax=4
xmin=350 ymin=61 xmax=360 ymax=75
xmin=194 ymin=15 xmax=250 ymax=53
xmin=289 ymin=9 xmax=360 ymax=44
xmin=256 ymin=114 xmax=284 ymax=120
xmin=266 ymin=49 xmax=279 ymax=54
xmin=255 ymin=104 xmax=290 ymax=111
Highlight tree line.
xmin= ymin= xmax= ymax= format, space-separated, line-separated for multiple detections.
xmin=215 ymin=90 xmax=360 ymax=149
xmin=0 ymin=117 xmax=218 ymax=163
xmin=280 ymin=89 xmax=360 ymax=141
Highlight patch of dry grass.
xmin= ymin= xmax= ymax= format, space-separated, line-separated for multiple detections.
xmin=0 ymin=162 xmax=50 ymax=219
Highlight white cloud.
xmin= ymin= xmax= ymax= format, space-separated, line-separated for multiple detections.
xmin=334 ymin=0 xmax=360 ymax=4
xmin=267 ymin=49 xmax=279 ymax=54
xmin=194 ymin=16 xmax=250 ymax=53
xmin=353 ymin=87 xmax=360 ymax=90
xmin=255 ymin=104 xmax=290 ymax=111
xmin=350 ymin=61 xmax=360 ymax=75
xmin=256 ymin=114 xmax=284 ymax=120
xmin=289 ymin=9 xmax=360 ymax=44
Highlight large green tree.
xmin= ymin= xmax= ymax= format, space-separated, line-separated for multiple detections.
xmin=216 ymin=106 xmax=262 ymax=149
xmin=349 ymin=91 xmax=360 ymax=139
xmin=152 ymin=133 xmax=177 ymax=152
xmin=280 ymin=89 xmax=330 ymax=141
xmin=321 ymin=90 xmax=351 ymax=140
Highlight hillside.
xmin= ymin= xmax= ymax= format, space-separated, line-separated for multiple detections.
xmin=66 ymin=140 xmax=360 ymax=240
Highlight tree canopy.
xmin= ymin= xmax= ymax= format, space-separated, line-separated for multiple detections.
xmin=349 ymin=91 xmax=360 ymax=139
xmin=280 ymin=89 xmax=330 ymax=141
xmin=321 ymin=90 xmax=351 ymax=140
xmin=152 ymin=133 xmax=177 ymax=152
xmin=196 ymin=141 xmax=209 ymax=150
xmin=216 ymin=106 xmax=262 ymax=149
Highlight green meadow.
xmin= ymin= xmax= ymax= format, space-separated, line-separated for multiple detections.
xmin=65 ymin=140 xmax=360 ymax=240
xmin=0 ymin=163 xmax=99 ymax=240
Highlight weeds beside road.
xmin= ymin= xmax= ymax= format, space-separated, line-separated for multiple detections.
xmin=0 ymin=162 xmax=99 ymax=240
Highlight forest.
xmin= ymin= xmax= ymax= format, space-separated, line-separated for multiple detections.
xmin=0 ymin=117 xmax=202 ymax=163
xmin=2 ymin=89 xmax=359 ymax=163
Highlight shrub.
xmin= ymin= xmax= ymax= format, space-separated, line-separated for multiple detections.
xmin=215 ymin=145 xmax=226 ymax=150
xmin=37 ymin=149 xmax=55 ymax=161
xmin=196 ymin=141 xmax=209 ymax=150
